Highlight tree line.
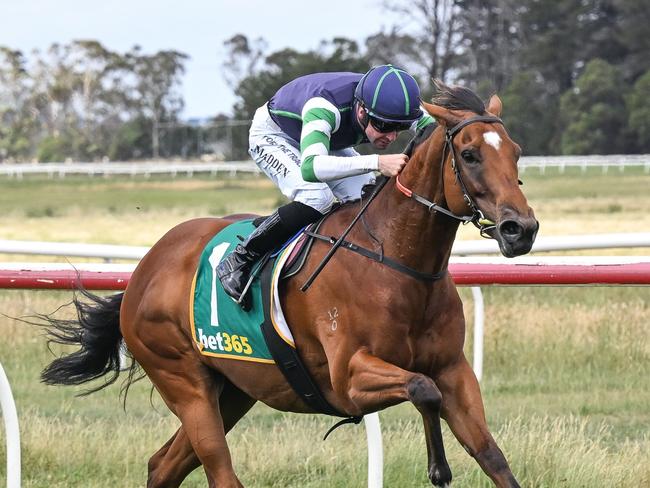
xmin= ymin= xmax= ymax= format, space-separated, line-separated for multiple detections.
xmin=0 ymin=41 xmax=187 ymax=162
xmin=1 ymin=0 xmax=649 ymax=162
xmin=224 ymin=0 xmax=650 ymax=156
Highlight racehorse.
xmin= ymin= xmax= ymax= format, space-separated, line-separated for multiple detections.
xmin=40 ymin=82 xmax=538 ymax=487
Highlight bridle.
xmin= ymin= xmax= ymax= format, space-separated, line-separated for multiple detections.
xmin=302 ymin=114 xmax=506 ymax=291
xmin=396 ymin=115 xmax=504 ymax=238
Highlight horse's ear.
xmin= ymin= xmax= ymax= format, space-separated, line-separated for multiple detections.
xmin=486 ymin=94 xmax=502 ymax=117
xmin=422 ymin=101 xmax=463 ymax=127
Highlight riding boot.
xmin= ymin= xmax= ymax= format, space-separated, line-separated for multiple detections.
xmin=216 ymin=201 xmax=322 ymax=307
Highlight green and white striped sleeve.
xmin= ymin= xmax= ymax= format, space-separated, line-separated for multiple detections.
xmin=300 ymin=97 xmax=378 ymax=183
xmin=413 ymin=108 xmax=436 ymax=131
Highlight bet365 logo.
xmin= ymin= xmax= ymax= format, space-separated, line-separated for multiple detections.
xmin=197 ymin=328 xmax=253 ymax=355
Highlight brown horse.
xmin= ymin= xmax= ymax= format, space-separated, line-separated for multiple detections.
xmin=41 ymin=83 xmax=538 ymax=487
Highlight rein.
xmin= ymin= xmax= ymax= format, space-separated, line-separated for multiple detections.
xmin=396 ymin=115 xmax=503 ymax=238
xmin=304 ymin=229 xmax=448 ymax=282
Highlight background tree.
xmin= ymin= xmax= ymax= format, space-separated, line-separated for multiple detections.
xmin=219 ymin=37 xmax=370 ymax=158
xmin=0 ymin=41 xmax=189 ymax=161
xmin=125 ymin=47 xmax=188 ymax=158
xmin=518 ymin=1 xmax=625 ymax=95
xmin=610 ymin=0 xmax=650 ymax=82
xmin=377 ymin=0 xmax=460 ymax=96
xmin=226 ymin=37 xmax=370 ymax=120
xmin=28 ymin=42 xmax=101 ymax=161
xmin=500 ymin=71 xmax=555 ymax=155
xmin=64 ymin=40 xmax=131 ymax=159
xmin=364 ymin=29 xmax=427 ymax=92
xmin=2 ymin=0 xmax=650 ymax=160
xmin=0 ymin=48 xmax=37 ymax=161
xmin=221 ymin=34 xmax=267 ymax=90
xmin=454 ymin=0 xmax=523 ymax=95
xmin=559 ymin=59 xmax=628 ymax=155
xmin=626 ymin=70 xmax=650 ymax=153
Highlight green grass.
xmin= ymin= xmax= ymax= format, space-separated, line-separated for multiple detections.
xmin=0 ymin=169 xmax=649 ymax=486
xmin=0 ymin=174 xmax=285 ymax=219
xmin=1 ymin=166 xmax=647 ymax=214
xmin=518 ymin=166 xmax=649 ymax=200
xmin=1 ymin=287 xmax=648 ymax=487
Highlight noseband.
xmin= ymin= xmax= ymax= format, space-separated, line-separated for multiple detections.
xmin=396 ymin=115 xmax=503 ymax=237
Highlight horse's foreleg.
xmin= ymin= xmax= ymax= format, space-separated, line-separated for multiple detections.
xmin=345 ymin=351 xmax=451 ymax=487
xmin=147 ymin=381 xmax=256 ymax=488
xmin=436 ymin=358 xmax=520 ymax=488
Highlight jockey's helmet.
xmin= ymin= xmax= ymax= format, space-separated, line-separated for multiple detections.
xmin=354 ymin=65 xmax=423 ymax=131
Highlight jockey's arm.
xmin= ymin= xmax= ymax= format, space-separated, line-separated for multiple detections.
xmin=412 ymin=108 xmax=436 ymax=132
xmin=299 ymin=97 xmax=378 ymax=183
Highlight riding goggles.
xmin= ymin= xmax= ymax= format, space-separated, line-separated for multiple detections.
xmin=369 ymin=116 xmax=413 ymax=133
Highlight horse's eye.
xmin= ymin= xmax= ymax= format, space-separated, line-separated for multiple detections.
xmin=461 ymin=150 xmax=479 ymax=164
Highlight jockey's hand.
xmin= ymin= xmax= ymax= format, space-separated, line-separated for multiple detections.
xmin=378 ymin=154 xmax=409 ymax=177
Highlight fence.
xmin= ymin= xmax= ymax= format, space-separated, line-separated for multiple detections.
xmin=3 ymin=232 xmax=650 ymax=261
xmin=0 ymin=161 xmax=259 ymax=179
xmin=1 ymin=154 xmax=649 ymax=179
xmin=517 ymin=154 xmax=650 ymax=174
xmin=3 ymin=257 xmax=650 ymax=289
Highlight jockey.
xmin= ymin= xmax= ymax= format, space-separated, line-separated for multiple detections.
xmin=217 ymin=64 xmax=435 ymax=304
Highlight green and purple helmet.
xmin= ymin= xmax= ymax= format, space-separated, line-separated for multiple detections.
xmin=354 ymin=64 xmax=423 ymax=131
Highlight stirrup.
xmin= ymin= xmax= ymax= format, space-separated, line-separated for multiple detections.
xmin=233 ymin=275 xmax=255 ymax=310
xmin=233 ymin=253 xmax=271 ymax=311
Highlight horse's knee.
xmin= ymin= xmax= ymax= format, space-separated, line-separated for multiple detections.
xmin=407 ymin=374 xmax=442 ymax=411
xmin=407 ymin=376 xmax=452 ymax=486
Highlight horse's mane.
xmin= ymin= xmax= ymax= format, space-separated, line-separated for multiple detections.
xmin=431 ymin=79 xmax=486 ymax=115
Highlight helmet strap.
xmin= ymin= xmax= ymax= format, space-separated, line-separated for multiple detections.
xmin=355 ymin=100 xmax=370 ymax=131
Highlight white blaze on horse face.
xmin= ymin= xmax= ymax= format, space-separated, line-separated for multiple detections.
xmin=483 ymin=131 xmax=502 ymax=150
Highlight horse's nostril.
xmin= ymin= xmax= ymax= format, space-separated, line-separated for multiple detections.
xmin=499 ymin=220 xmax=524 ymax=239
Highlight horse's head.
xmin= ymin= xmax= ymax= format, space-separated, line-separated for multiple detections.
xmin=422 ymin=84 xmax=539 ymax=257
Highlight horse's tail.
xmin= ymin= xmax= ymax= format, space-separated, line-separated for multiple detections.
xmin=41 ymin=288 xmax=124 ymax=394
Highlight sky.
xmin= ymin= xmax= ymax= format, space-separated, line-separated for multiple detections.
xmin=2 ymin=0 xmax=393 ymax=120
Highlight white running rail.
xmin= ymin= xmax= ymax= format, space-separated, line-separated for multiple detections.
xmin=0 ymin=240 xmax=149 ymax=261
xmin=3 ymin=233 xmax=650 ymax=261
xmin=0 ymin=363 xmax=19 ymax=488
xmin=1 ymin=154 xmax=648 ymax=179
xmin=0 ymin=161 xmax=260 ymax=179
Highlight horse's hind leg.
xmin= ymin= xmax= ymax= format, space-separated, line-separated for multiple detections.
xmin=127 ymin=316 xmax=245 ymax=488
xmin=436 ymin=358 xmax=520 ymax=488
xmin=148 ymin=427 xmax=198 ymax=488
xmin=345 ymin=350 xmax=451 ymax=486
xmin=146 ymin=362 xmax=243 ymax=487
xmin=148 ymin=381 xmax=257 ymax=488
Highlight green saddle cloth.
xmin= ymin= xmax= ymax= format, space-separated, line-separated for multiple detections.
xmin=190 ymin=219 xmax=275 ymax=363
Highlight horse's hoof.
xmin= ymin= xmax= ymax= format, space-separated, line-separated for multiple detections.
xmin=429 ymin=464 xmax=452 ymax=487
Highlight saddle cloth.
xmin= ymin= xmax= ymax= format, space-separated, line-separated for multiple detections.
xmin=189 ymin=219 xmax=300 ymax=363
